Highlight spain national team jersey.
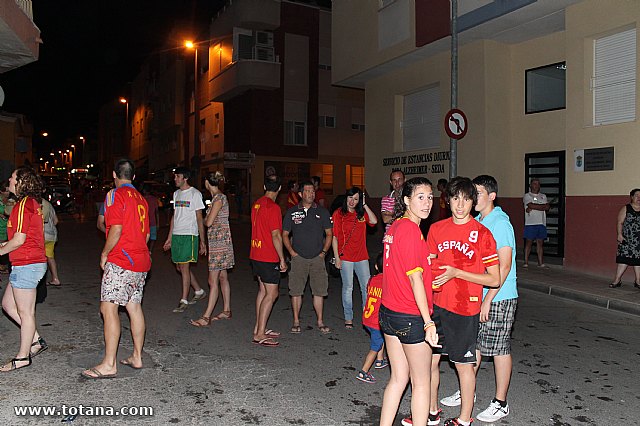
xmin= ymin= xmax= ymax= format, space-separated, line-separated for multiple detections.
xmin=427 ymin=218 xmax=499 ymax=316
xmin=363 ymin=274 xmax=384 ymax=329
xmin=104 ymin=184 xmax=151 ymax=272
xmin=7 ymin=197 xmax=46 ymax=266
xmin=250 ymin=196 xmax=282 ymax=262
xmin=381 ymin=217 xmax=433 ymax=316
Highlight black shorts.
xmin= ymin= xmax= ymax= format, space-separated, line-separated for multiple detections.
xmin=251 ymin=260 xmax=281 ymax=285
xmin=432 ymin=305 xmax=479 ymax=364
xmin=379 ymin=305 xmax=426 ymax=345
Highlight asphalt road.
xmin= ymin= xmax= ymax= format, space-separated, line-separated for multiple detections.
xmin=0 ymin=215 xmax=637 ymax=425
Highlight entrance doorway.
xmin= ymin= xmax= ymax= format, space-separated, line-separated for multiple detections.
xmin=524 ymin=151 xmax=565 ymax=259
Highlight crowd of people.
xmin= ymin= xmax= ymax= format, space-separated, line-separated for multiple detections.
xmin=2 ymin=158 xmax=637 ymax=425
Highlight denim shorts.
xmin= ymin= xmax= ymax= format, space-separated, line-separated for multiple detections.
xmin=365 ymin=326 xmax=384 ymax=352
xmin=10 ymin=263 xmax=47 ymax=289
xmin=379 ymin=305 xmax=426 ymax=345
xmin=149 ymin=226 xmax=157 ymax=241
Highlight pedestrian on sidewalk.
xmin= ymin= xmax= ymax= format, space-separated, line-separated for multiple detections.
xmin=0 ymin=167 xmax=48 ymax=372
xmin=163 ymin=167 xmax=207 ymax=313
xmin=282 ymin=180 xmax=333 ymax=335
xmin=41 ymin=196 xmax=61 ymax=286
xmin=378 ymin=177 xmax=438 ymax=426
xmin=190 ymin=171 xmax=235 ymax=327
xmin=610 ymin=188 xmax=640 ymax=288
xmin=82 ymin=159 xmax=151 ymax=379
xmin=251 ymin=176 xmax=287 ymax=347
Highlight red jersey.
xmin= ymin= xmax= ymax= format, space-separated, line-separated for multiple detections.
xmin=104 ymin=184 xmax=151 ymax=272
xmin=7 ymin=197 xmax=46 ymax=266
xmin=314 ymin=188 xmax=326 ymax=206
xmin=362 ymin=274 xmax=384 ymax=329
xmin=250 ymin=196 xmax=282 ymax=262
xmin=332 ymin=210 xmax=374 ymax=262
xmin=143 ymin=195 xmax=159 ymax=227
xmin=427 ymin=218 xmax=499 ymax=316
xmin=287 ymin=191 xmax=300 ymax=209
xmin=381 ymin=218 xmax=432 ymax=316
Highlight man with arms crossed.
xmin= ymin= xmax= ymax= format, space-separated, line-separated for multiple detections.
xmin=439 ymin=175 xmax=517 ymax=422
xmin=523 ymin=178 xmax=550 ymax=268
xmin=163 ymin=166 xmax=207 ymax=313
xmin=283 ymin=181 xmax=333 ymax=334
xmin=251 ymin=176 xmax=288 ymax=347
xmin=426 ymin=177 xmax=501 ymax=426
xmin=82 ymin=159 xmax=150 ymax=378
xmin=380 ymin=170 xmax=405 ymax=234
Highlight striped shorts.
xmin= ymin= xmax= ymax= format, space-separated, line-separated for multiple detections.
xmin=476 ymin=298 xmax=517 ymax=356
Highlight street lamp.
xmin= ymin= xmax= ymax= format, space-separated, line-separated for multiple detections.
xmin=79 ymin=136 xmax=86 ymax=166
xmin=184 ymin=40 xmax=200 ymax=182
xmin=119 ymin=97 xmax=129 ymax=157
xmin=70 ymin=145 xmax=76 ymax=167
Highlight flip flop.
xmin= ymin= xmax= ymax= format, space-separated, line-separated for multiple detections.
xmin=119 ymin=359 xmax=142 ymax=369
xmin=265 ymin=329 xmax=281 ymax=338
xmin=252 ymin=338 xmax=279 ymax=347
xmin=290 ymin=325 xmax=301 ymax=334
xmin=47 ymin=281 xmax=61 ymax=287
xmin=344 ymin=322 xmax=354 ymax=329
xmin=81 ymin=367 xmax=117 ymax=379
xmin=318 ymin=325 xmax=331 ymax=335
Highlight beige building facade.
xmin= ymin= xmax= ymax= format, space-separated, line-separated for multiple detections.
xmin=333 ymin=0 xmax=640 ymax=277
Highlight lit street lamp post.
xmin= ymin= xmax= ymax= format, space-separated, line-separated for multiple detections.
xmin=185 ymin=40 xmax=201 ymax=183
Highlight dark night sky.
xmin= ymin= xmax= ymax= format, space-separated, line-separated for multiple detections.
xmin=1 ymin=0 xmax=225 ymax=149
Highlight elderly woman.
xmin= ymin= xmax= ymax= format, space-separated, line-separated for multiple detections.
xmin=610 ymin=188 xmax=640 ymax=288
xmin=332 ymin=186 xmax=378 ymax=328
xmin=190 ymin=171 xmax=235 ymax=326
xmin=0 ymin=167 xmax=48 ymax=372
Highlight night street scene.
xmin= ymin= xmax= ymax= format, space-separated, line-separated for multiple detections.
xmin=0 ymin=0 xmax=639 ymax=425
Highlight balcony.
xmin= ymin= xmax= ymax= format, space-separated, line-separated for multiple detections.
xmin=0 ymin=0 xmax=40 ymax=73
xmin=209 ymin=59 xmax=280 ymax=102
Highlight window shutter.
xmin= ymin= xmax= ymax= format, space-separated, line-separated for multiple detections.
xmin=593 ymin=28 xmax=636 ymax=125
xmin=402 ymin=85 xmax=440 ymax=151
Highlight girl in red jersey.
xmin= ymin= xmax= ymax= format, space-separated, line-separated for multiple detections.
xmin=379 ymin=177 xmax=440 ymax=426
xmin=0 ymin=167 xmax=48 ymax=372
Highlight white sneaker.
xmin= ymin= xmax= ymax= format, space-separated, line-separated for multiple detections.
xmin=188 ymin=290 xmax=206 ymax=304
xmin=440 ymin=390 xmax=476 ymax=407
xmin=476 ymin=400 xmax=509 ymax=422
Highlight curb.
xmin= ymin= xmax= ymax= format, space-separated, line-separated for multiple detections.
xmin=519 ymin=278 xmax=640 ymax=317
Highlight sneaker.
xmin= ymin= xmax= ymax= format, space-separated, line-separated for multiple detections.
xmin=172 ymin=300 xmax=189 ymax=313
xmin=401 ymin=410 xmax=443 ymax=426
xmin=374 ymin=358 xmax=389 ymax=369
xmin=440 ymin=390 xmax=476 ymax=407
xmin=188 ymin=291 xmax=206 ymax=304
xmin=443 ymin=418 xmax=473 ymax=426
xmin=475 ymin=400 xmax=509 ymax=422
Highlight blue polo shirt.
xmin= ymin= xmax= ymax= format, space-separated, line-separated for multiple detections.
xmin=476 ymin=206 xmax=518 ymax=301
xmin=283 ymin=202 xmax=332 ymax=259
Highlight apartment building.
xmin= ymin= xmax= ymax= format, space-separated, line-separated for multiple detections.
xmin=333 ymin=0 xmax=640 ymax=276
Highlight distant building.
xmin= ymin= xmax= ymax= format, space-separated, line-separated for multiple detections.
xmin=333 ymin=0 xmax=639 ymax=276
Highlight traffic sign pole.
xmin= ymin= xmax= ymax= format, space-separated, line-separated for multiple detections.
xmin=450 ymin=0 xmax=458 ymax=178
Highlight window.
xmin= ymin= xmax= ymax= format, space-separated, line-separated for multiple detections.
xmin=319 ymin=115 xmax=336 ymax=128
xmin=346 ymin=165 xmax=364 ymax=188
xmin=310 ymin=164 xmax=334 ymax=195
xmin=214 ymin=113 xmax=220 ymax=136
xmin=402 ymin=85 xmax=440 ymax=151
xmin=593 ymin=28 xmax=636 ymax=125
xmin=526 ymin=62 xmax=566 ymax=114
xmin=352 ymin=123 xmax=365 ymax=131
xmin=285 ymin=121 xmax=306 ymax=145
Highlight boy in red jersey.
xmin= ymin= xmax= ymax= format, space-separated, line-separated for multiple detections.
xmin=250 ymin=176 xmax=287 ymax=347
xmin=426 ymin=177 xmax=500 ymax=426
xmin=82 ymin=159 xmax=151 ymax=379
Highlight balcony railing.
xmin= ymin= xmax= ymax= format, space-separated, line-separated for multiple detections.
xmin=14 ymin=0 xmax=33 ymax=20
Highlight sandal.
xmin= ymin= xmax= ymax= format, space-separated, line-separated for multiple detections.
xmin=374 ymin=358 xmax=389 ymax=369
xmin=634 ymin=282 xmax=640 ymax=289
xmin=189 ymin=316 xmax=212 ymax=327
xmin=318 ymin=325 xmax=331 ymax=335
xmin=0 ymin=354 xmax=32 ymax=372
xmin=609 ymin=281 xmax=622 ymax=288
xmin=290 ymin=324 xmax=302 ymax=334
xmin=344 ymin=322 xmax=354 ymax=329
xmin=356 ymin=370 xmax=376 ymax=384
xmin=212 ymin=311 xmax=232 ymax=321
xmin=30 ymin=337 xmax=49 ymax=357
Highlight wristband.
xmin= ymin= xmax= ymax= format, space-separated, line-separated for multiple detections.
xmin=321 ymin=250 xmax=327 ymax=255
xmin=423 ymin=320 xmax=435 ymax=330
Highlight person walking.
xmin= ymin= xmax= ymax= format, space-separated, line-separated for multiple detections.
xmin=142 ymin=184 xmax=160 ymax=253
xmin=190 ymin=172 xmax=235 ymax=327
xmin=610 ymin=188 xmax=640 ymax=288
xmin=282 ymin=180 xmax=333 ymax=334
xmin=331 ymin=186 xmax=378 ymax=328
xmin=82 ymin=159 xmax=151 ymax=379
xmin=41 ymin=197 xmax=61 ymax=286
xmin=379 ymin=177 xmax=439 ymax=426
xmin=163 ymin=167 xmax=207 ymax=313
xmin=251 ymin=176 xmax=287 ymax=347
xmin=0 ymin=167 xmax=48 ymax=372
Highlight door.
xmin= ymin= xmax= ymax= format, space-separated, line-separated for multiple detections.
xmin=524 ymin=151 xmax=565 ymax=259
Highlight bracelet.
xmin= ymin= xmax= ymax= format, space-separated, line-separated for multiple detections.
xmin=423 ymin=320 xmax=435 ymax=330
xmin=321 ymin=250 xmax=327 ymax=255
